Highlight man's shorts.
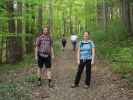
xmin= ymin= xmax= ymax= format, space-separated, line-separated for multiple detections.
xmin=38 ymin=54 xmax=51 ymax=68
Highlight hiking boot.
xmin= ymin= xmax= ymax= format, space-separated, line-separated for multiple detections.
xmin=84 ymin=85 xmax=90 ymax=89
xmin=37 ymin=80 xmax=42 ymax=86
xmin=37 ymin=77 xmax=42 ymax=86
xmin=71 ymin=84 xmax=79 ymax=88
xmin=48 ymin=79 xmax=54 ymax=88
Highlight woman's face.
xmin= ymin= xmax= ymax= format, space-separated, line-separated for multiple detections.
xmin=83 ymin=32 xmax=89 ymax=40
xmin=43 ymin=28 xmax=48 ymax=35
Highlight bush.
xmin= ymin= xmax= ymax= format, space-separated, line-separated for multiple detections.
xmin=91 ymin=19 xmax=133 ymax=87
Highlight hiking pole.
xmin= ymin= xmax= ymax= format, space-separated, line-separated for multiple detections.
xmin=92 ymin=63 xmax=96 ymax=87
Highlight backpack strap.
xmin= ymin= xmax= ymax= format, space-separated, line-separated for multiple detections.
xmin=80 ymin=40 xmax=92 ymax=48
xmin=88 ymin=40 xmax=92 ymax=48
xmin=79 ymin=41 xmax=83 ymax=48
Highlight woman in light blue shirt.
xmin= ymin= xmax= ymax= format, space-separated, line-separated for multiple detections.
xmin=71 ymin=32 xmax=96 ymax=88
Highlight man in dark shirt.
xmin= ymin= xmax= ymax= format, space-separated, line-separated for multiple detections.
xmin=35 ymin=27 xmax=54 ymax=87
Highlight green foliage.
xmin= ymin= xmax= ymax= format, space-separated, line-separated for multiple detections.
xmin=25 ymin=74 xmax=38 ymax=83
xmin=0 ymin=82 xmax=32 ymax=100
xmin=93 ymin=16 xmax=133 ymax=86
xmin=53 ymin=38 xmax=61 ymax=55
xmin=0 ymin=54 xmax=34 ymax=74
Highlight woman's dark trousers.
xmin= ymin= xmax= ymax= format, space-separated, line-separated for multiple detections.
xmin=74 ymin=60 xmax=92 ymax=86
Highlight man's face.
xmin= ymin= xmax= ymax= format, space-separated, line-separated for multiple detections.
xmin=43 ymin=28 xmax=48 ymax=35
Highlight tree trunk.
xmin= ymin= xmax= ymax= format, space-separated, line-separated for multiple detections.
xmin=6 ymin=0 xmax=20 ymax=64
xmin=0 ymin=37 xmax=2 ymax=63
xmin=37 ymin=3 xmax=43 ymax=32
xmin=21 ymin=2 xmax=26 ymax=55
xmin=16 ymin=1 xmax=23 ymax=59
xmin=69 ymin=3 xmax=73 ymax=34
xmin=121 ymin=0 xmax=131 ymax=35
xmin=48 ymin=0 xmax=53 ymax=34
xmin=97 ymin=0 xmax=107 ymax=31
xmin=130 ymin=3 xmax=133 ymax=35
xmin=25 ymin=3 xmax=33 ymax=54
xmin=0 ymin=18 xmax=2 ymax=63
xmin=62 ymin=11 xmax=66 ymax=34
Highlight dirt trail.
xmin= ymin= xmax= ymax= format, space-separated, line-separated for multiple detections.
xmin=0 ymin=40 xmax=132 ymax=100
xmin=31 ymin=40 xmax=133 ymax=100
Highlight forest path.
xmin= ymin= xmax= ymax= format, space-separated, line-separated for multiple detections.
xmin=0 ymin=40 xmax=132 ymax=100
xmin=32 ymin=40 xmax=133 ymax=100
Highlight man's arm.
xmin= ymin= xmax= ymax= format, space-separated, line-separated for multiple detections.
xmin=51 ymin=47 xmax=55 ymax=59
xmin=50 ymin=37 xmax=55 ymax=59
xmin=34 ymin=38 xmax=39 ymax=60
xmin=34 ymin=43 xmax=38 ymax=60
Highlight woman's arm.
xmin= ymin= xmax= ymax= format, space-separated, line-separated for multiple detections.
xmin=91 ymin=47 xmax=96 ymax=65
xmin=77 ymin=48 xmax=80 ymax=64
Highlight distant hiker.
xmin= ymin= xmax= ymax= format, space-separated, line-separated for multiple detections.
xmin=71 ymin=33 xmax=78 ymax=51
xmin=35 ymin=27 xmax=54 ymax=87
xmin=61 ymin=34 xmax=67 ymax=51
xmin=71 ymin=32 xmax=96 ymax=89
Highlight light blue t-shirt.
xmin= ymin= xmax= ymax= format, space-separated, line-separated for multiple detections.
xmin=79 ymin=40 xmax=95 ymax=60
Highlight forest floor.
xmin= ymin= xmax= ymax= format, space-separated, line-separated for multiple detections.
xmin=0 ymin=40 xmax=133 ymax=100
